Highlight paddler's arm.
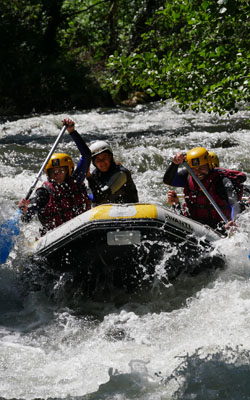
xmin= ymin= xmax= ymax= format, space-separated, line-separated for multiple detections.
xmin=222 ymin=177 xmax=241 ymax=220
xmin=71 ymin=131 xmax=91 ymax=185
xmin=163 ymin=152 xmax=188 ymax=187
xmin=18 ymin=187 xmax=49 ymax=222
xmin=63 ymin=118 xmax=91 ymax=185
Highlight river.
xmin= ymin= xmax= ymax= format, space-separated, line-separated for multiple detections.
xmin=0 ymin=101 xmax=250 ymax=399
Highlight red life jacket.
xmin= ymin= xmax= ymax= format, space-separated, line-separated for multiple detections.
xmin=38 ymin=178 xmax=91 ymax=235
xmin=184 ymin=168 xmax=246 ymax=228
xmin=215 ymin=167 xmax=246 ymax=200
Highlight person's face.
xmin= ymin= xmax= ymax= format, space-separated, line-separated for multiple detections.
xmin=94 ymin=152 xmax=112 ymax=172
xmin=48 ymin=167 xmax=68 ymax=184
xmin=191 ymin=164 xmax=210 ymax=180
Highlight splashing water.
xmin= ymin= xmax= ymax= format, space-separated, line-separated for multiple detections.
xmin=0 ymin=102 xmax=250 ymax=399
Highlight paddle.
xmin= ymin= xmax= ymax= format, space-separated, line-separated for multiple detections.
xmin=183 ymin=161 xmax=229 ymax=224
xmin=184 ymin=162 xmax=250 ymax=260
xmin=177 ymin=194 xmax=249 ymax=202
xmin=0 ymin=124 xmax=67 ymax=264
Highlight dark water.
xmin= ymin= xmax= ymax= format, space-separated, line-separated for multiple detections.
xmin=0 ymin=102 xmax=250 ymax=399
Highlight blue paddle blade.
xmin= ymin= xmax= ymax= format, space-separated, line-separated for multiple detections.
xmin=0 ymin=210 xmax=21 ymax=264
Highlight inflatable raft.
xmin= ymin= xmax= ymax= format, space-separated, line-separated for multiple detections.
xmin=29 ymin=203 xmax=225 ymax=296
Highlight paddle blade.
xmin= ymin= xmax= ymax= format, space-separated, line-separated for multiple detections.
xmin=0 ymin=210 xmax=21 ymax=264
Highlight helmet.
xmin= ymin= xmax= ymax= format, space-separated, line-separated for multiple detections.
xmin=186 ymin=147 xmax=212 ymax=170
xmin=208 ymin=151 xmax=220 ymax=168
xmin=44 ymin=153 xmax=74 ymax=176
xmin=89 ymin=140 xmax=113 ymax=159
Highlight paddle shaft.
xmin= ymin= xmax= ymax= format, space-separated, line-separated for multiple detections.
xmin=183 ymin=161 xmax=229 ymax=224
xmin=0 ymin=124 xmax=67 ymax=264
xmin=177 ymin=194 xmax=249 ymax=202
xmin=25 ymin=125 xmax=67 ymax=200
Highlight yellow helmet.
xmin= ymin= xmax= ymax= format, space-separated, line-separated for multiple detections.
xmin=44 ymin=153 xmax=74 ymax=176
xmin=208 ymin=151 xmax=220 ymax=168
xmin=186 ymin=147 xmax=212 ymax=170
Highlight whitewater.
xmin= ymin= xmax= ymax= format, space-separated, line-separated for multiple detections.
xmin=0 ymin=101 xmax=250 ymax=399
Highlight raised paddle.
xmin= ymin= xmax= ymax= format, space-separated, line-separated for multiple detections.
xmin=0 ymin=124 xmax=67 ymax=264
xmin=183 ymin=161 xmax=229 ymax=224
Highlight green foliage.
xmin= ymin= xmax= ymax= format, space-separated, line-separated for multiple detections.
xmin=0 ymin=0 xmax=249 ymax=115
xmin=0 ymin=0 xmax=113 ymax=115
xmin=104 ymin=0 xmax=250 ymax=114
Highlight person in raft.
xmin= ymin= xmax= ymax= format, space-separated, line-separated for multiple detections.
xmin=208 ymin=150 xmax=250 ymax=208
xmin=163 ymin=147 xmax=246 ymax=231
xmin=18 ymin=118 xmax=91 ymax=235
xmin=86 ymin=140 xmax=139 ymax=205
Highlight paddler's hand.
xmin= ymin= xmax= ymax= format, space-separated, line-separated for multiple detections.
xmin=63 ymin=118 xmax=75 ymax=134
xmin=86 ymin=167 xmax=91 ymax=178
xmin=224 ymin=220 xmax=238 ymax=233
xmin=173 ymin=152 xmax=185 ymax=165
xmin=18 ymin=198 xmax=30 ymax=214
xmin=167 ymin=190 xmax=179 ymax=205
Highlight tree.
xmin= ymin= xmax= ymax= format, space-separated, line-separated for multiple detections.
xmin=0 ymin=0 xmax=113 ymax=115
xmin=104 ymin=0 xmax=250 ymax=114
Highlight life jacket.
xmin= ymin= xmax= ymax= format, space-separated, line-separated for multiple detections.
xmin=38 ymin=177 xmax=91 ymax=235
xmin=184 ymin=168 xmax=246 ymax=228
xmin=90 ymin=162 xmax=139 ymax=205
xmin=215 ymin=167 xmax=246 ymax=200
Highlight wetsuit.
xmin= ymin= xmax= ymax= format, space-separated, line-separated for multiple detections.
xmin=87 ymin=160 xmax=138 ymax=205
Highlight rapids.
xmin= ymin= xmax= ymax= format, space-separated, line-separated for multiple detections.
xmin=0 ymin=101 xmax=250 ymax=399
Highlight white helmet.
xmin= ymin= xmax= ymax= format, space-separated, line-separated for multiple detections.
xmin=89 ymin=140 xmax=113 ymax=159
